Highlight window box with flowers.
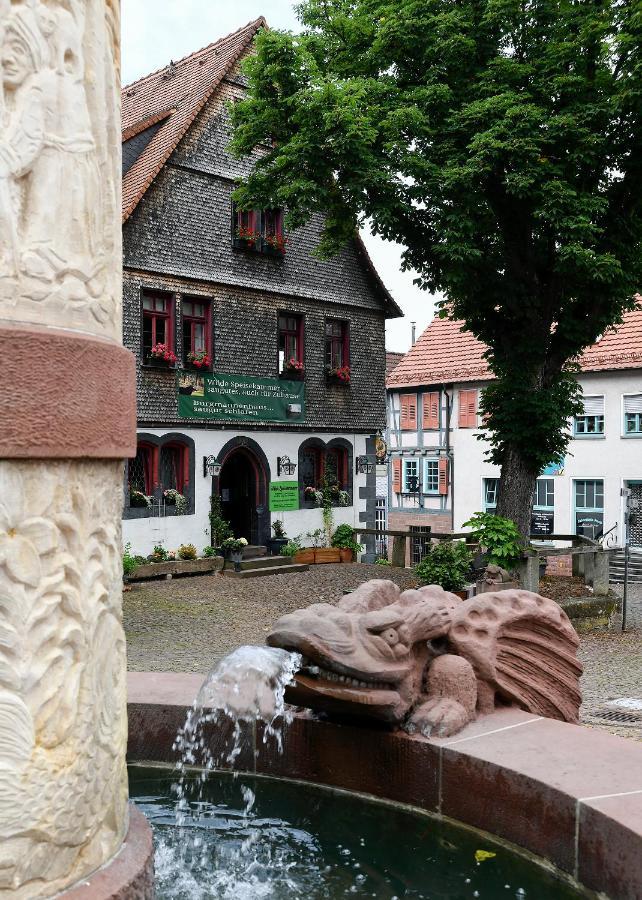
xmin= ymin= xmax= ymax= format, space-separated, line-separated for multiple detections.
xmin=163 ymin=489 xmax=188 ymax=515
xmin=325 ymin=364 xmax=351 ymax=386
xmin=186 ymin=350 xmax=211 ymax=372
xmin=234 ymin=223 xmax=262 ymax=251
xmin=263 ymin=232 xmax=288 ymax=256
xmin=280 ymin=357 xmax=305 ymax=381
xmin=146 ymin=343 xmax=177 ymax=369
xmin=304 ymin=485 xmax=350 ymax=508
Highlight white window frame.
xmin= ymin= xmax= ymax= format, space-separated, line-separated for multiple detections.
xmin=423 ymin=458 xmax=440 ymax=494
xmin=574 ymin=395 xmax=605 ymax=437
xmin=402 ymin=458 xmax=420 ymax=494
xmin=623 ymin=393 xmax=642 ymax=436
xmin=483 ymin=477 xmax=499 ymax=511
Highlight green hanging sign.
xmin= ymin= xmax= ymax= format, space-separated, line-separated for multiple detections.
xmin=269 ymin=481 xmax=300 ymax=512
xmin=177 ymin=371 xmax=305 ymax=422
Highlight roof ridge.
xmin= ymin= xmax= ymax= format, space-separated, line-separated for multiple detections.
xmin=122 ymin=17 xmax=266 ymax=92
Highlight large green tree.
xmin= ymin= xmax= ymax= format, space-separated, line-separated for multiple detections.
xmin=230 ymin=0 xmax=642 ymax=536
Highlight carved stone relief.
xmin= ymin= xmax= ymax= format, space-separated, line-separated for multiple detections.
xmin=0 ymin=460 xmax=128 ymax=898
xmin=0 ymin=0 xmax=121 ymax=340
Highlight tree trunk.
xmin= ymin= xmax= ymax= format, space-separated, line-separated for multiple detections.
xmin=496 ymin=445 xmax=537 ymax=540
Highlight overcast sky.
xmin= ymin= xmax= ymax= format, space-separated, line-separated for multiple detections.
xmin=121 ymin=0 xmax=439 ymax=352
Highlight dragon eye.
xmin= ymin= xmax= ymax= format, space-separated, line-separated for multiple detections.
xmin=381 ymin=628 xmax=399 ymax=646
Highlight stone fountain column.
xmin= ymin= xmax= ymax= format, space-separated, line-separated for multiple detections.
xmin=0 ymin=1 xmax=144 ymax=897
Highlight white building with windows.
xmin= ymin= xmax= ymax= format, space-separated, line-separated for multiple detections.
xmin=386 ymin=308 xmax=642 ymax=561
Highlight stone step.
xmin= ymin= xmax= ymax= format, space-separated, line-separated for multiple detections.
xmin=224 ymin=555 xmax=295 ymax=571
xmin=242 ymin=545 xmax=267 ymax=559
xmin=223 ymin=563 xmax=309 ymax=579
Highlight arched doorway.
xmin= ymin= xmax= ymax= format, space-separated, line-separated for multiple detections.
xmin=218 ymin=446 xmax=267 ymax=545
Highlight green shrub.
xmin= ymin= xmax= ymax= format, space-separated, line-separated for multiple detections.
xmin=462 ymin=512 xmax=523 ymax=570
xmin=281 ymin=537 xmax=302 ymax=557
xmin=208 ymin=494 xmax=233 ymax=546
xmin=415 ymin=541 xmax=472 ymax=592
xmin=122 ymin=542 xmax=138 ymax=577
xmin=202 ymin=545 xmax=218 ymax=558
xmin=272 ymin=519 xmax=286 ymax=538
xmin=178 ymin=543 xmax=197 ymax=560
xmin=331 ymin=524 xmax=363 ymax=554
xmin=375 ymin=557 xmax=391 ymax=566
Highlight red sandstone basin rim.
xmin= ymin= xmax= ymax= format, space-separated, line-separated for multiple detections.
xmin=127 ymin=672 xmax=642 ymax=900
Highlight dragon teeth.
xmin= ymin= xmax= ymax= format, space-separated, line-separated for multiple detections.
xmin=302 ymin=665 xmax=391 ymax=690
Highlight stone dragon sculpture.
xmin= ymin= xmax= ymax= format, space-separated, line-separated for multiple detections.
xmin=267 ymin=580 xmax=583 ymax=737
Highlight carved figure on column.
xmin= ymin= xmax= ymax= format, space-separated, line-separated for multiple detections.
xmin=0 ymin=0 xmax=112 ymax=327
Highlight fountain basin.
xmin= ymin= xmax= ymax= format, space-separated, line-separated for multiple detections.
xmin=131 ymin=764 xmax=591 ymax=899
xmin=128 ymin=672 xmax=642 ymax=900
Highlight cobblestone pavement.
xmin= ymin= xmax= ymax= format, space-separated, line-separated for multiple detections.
xmin=124 ymin=567 xmax=641 ymax=741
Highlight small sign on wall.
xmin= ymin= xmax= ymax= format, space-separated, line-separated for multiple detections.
xmin=531 ymin=511 xmax=554 ymax=536
xmin=269 ymin=481 xmax=300 ymax=512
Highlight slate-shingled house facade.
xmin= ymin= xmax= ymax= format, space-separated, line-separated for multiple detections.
xmin=121 ymin=19 xmax=401 ymax=557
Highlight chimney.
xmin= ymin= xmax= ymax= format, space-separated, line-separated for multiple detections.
xmin=411 ymin=321 xmax=417 ymax=345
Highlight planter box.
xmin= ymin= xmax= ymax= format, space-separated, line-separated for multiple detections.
xmin=279 ymin=369 xmax=305 ymax=381
xmin=267 ymin=537 xmax=288 ymax=556
xmin=325 ymin=375 xmax=350 ymax=387
xmin=294 ymin=549 xmax=315 ymax=565
xmin=339 ymin=549 xmax=354 ymax=563
xmin=128 ymin=557 xmax=223 ymax=581
xmin=314 ymin=548 xmax=341 ymax=564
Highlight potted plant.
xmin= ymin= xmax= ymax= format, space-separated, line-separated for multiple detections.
xmin=234 ymin=224 xmax=261 ymax=249
xmin=304 ymin=485 xmax=323 ymax=506
xmin=414 ymin=540 xmax=473 ymax=599
xmin=267 ymin=520 xmax=288 ymax=556
xmin=186 ymin=349 xmax=211 ymax=371
xmin=148 ymin=343 xmax=177 ymax=367
xmin=462 ymin=512 xmax=524 ymax=573
xmin=221 ymin=536 xmax=248 ymax=571
xmin=282 ymin=537 xmax=303 ymax=558
xmin=163 ymin=488 xmax=188 ymax=515
xmin=178 ymin=543 xmax=197 ymax=560
xmin=281 ymin=357 xmax=304 ymax=380
xmin=263 ymin=232 xmax=288 ymax=255
xmin=325 ymin=364 xmax=351 ymax=385
xmin=130 ymin=488 xmax=152 ymax=508
xmin=307 ymin=527 xmax=340 ymax=564
xmin=331 ymin=524 xmax=363 ymax=562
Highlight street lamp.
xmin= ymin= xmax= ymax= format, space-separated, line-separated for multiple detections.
xmin=355 ymin=455 xmax=374 ymax=475
xmin=203 ymin=455 xmax=222 ymax=477
xmin=277 ymin=454 xmax=297 ymax=477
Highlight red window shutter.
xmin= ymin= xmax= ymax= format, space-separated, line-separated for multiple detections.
xmin=423 ymin=392 xmax=439 ymax=429
xmin=458 ymin=390 xmax=477 ymax=428
xmin=401 ymin=394 xmax=417 ymax=430
xmin=392 ymin=458 xmax=402 ymax=493
xmin=438 ymin=458 xmax=449 ymax=495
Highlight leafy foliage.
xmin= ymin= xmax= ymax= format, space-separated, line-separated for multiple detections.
xmin=178 ymin=543 xmax=197 ymax=560
xmin=415 ymin=541 xmax=472 ymax=592
xmin=202 ymin=545 xmax=219 ymax=558
xmin=463 ymin=512 xmax=523 ymax=569
xmin=375 ymin=557 xmax=391 ymax=566
xmin=148 ymin=543 xmax=169 ymax=563
xmin=230 ymin=0 xmax=642 ymax=529
xmin=281 ymin=537 xmax=303 ymax=557
xmin=122 ymin=542 xmax=138 ymax=577
xmin=272 ymin=519 xmax=287 ymax=538
xmin=208 ymin=493 xmax=233 ymax=547
xmin=331 ymin=524 xmax=364 ymax=553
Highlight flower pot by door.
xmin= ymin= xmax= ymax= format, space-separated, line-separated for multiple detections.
xmin=228 ymin=549 xmax=244 ymax=572
xmin=339 ymin=549 xmax=354 ymax=563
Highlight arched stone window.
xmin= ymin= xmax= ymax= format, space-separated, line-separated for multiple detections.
xmin=298 ymin=437 xmax=353 ymax=507
xmin=124 ymin=433 xmax=195 ymax=518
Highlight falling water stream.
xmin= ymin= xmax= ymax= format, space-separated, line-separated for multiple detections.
xmin=130 ymin=645 xmax=590 ymax=899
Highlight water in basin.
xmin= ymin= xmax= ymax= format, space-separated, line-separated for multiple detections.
xmin=130 ymin=765 xmax=588 ymax=899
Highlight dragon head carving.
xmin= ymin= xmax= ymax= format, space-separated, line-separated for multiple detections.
xmin=267 ymin=579 xmax=583 ymax=736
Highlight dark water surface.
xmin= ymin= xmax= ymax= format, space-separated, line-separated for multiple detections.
xmin=130 ymin=765 xmax=590 ymax=900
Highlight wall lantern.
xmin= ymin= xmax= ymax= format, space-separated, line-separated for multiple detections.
xmin=355 ymin=455 xmax=374 ymax=475
xmin=277 ymin=455 xmax=297 ymax=477
xmin=203 ymin=455 xmax=222 ymax=477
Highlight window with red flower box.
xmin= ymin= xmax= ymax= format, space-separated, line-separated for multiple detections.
xmin=232 ymin=204 xmax=286 ymax=256
xmin=278 ymin=312 xmax=304 ymax=377
xmin=325 ymin=320 xmax=350 ymax=384
xmin=142 ymin=290 xmax=175 ymax=365
xmin=182 ymin=297 xmax=212 ymax=369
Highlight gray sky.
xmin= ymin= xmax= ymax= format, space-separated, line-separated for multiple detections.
xmin=121 ymin=0 xmax=438 ymax=352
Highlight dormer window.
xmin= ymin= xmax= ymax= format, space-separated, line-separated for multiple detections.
xmin=232 ymin=205 xmax=286 ymax=256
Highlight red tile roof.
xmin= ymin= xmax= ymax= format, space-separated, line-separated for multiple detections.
xmin=385 ymin=351 xmax=404 ymax=378
xmin=121 ymin=18 xmax=265 ymax=222
xmin=387 ymin=305 xmax=642 ymax=387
